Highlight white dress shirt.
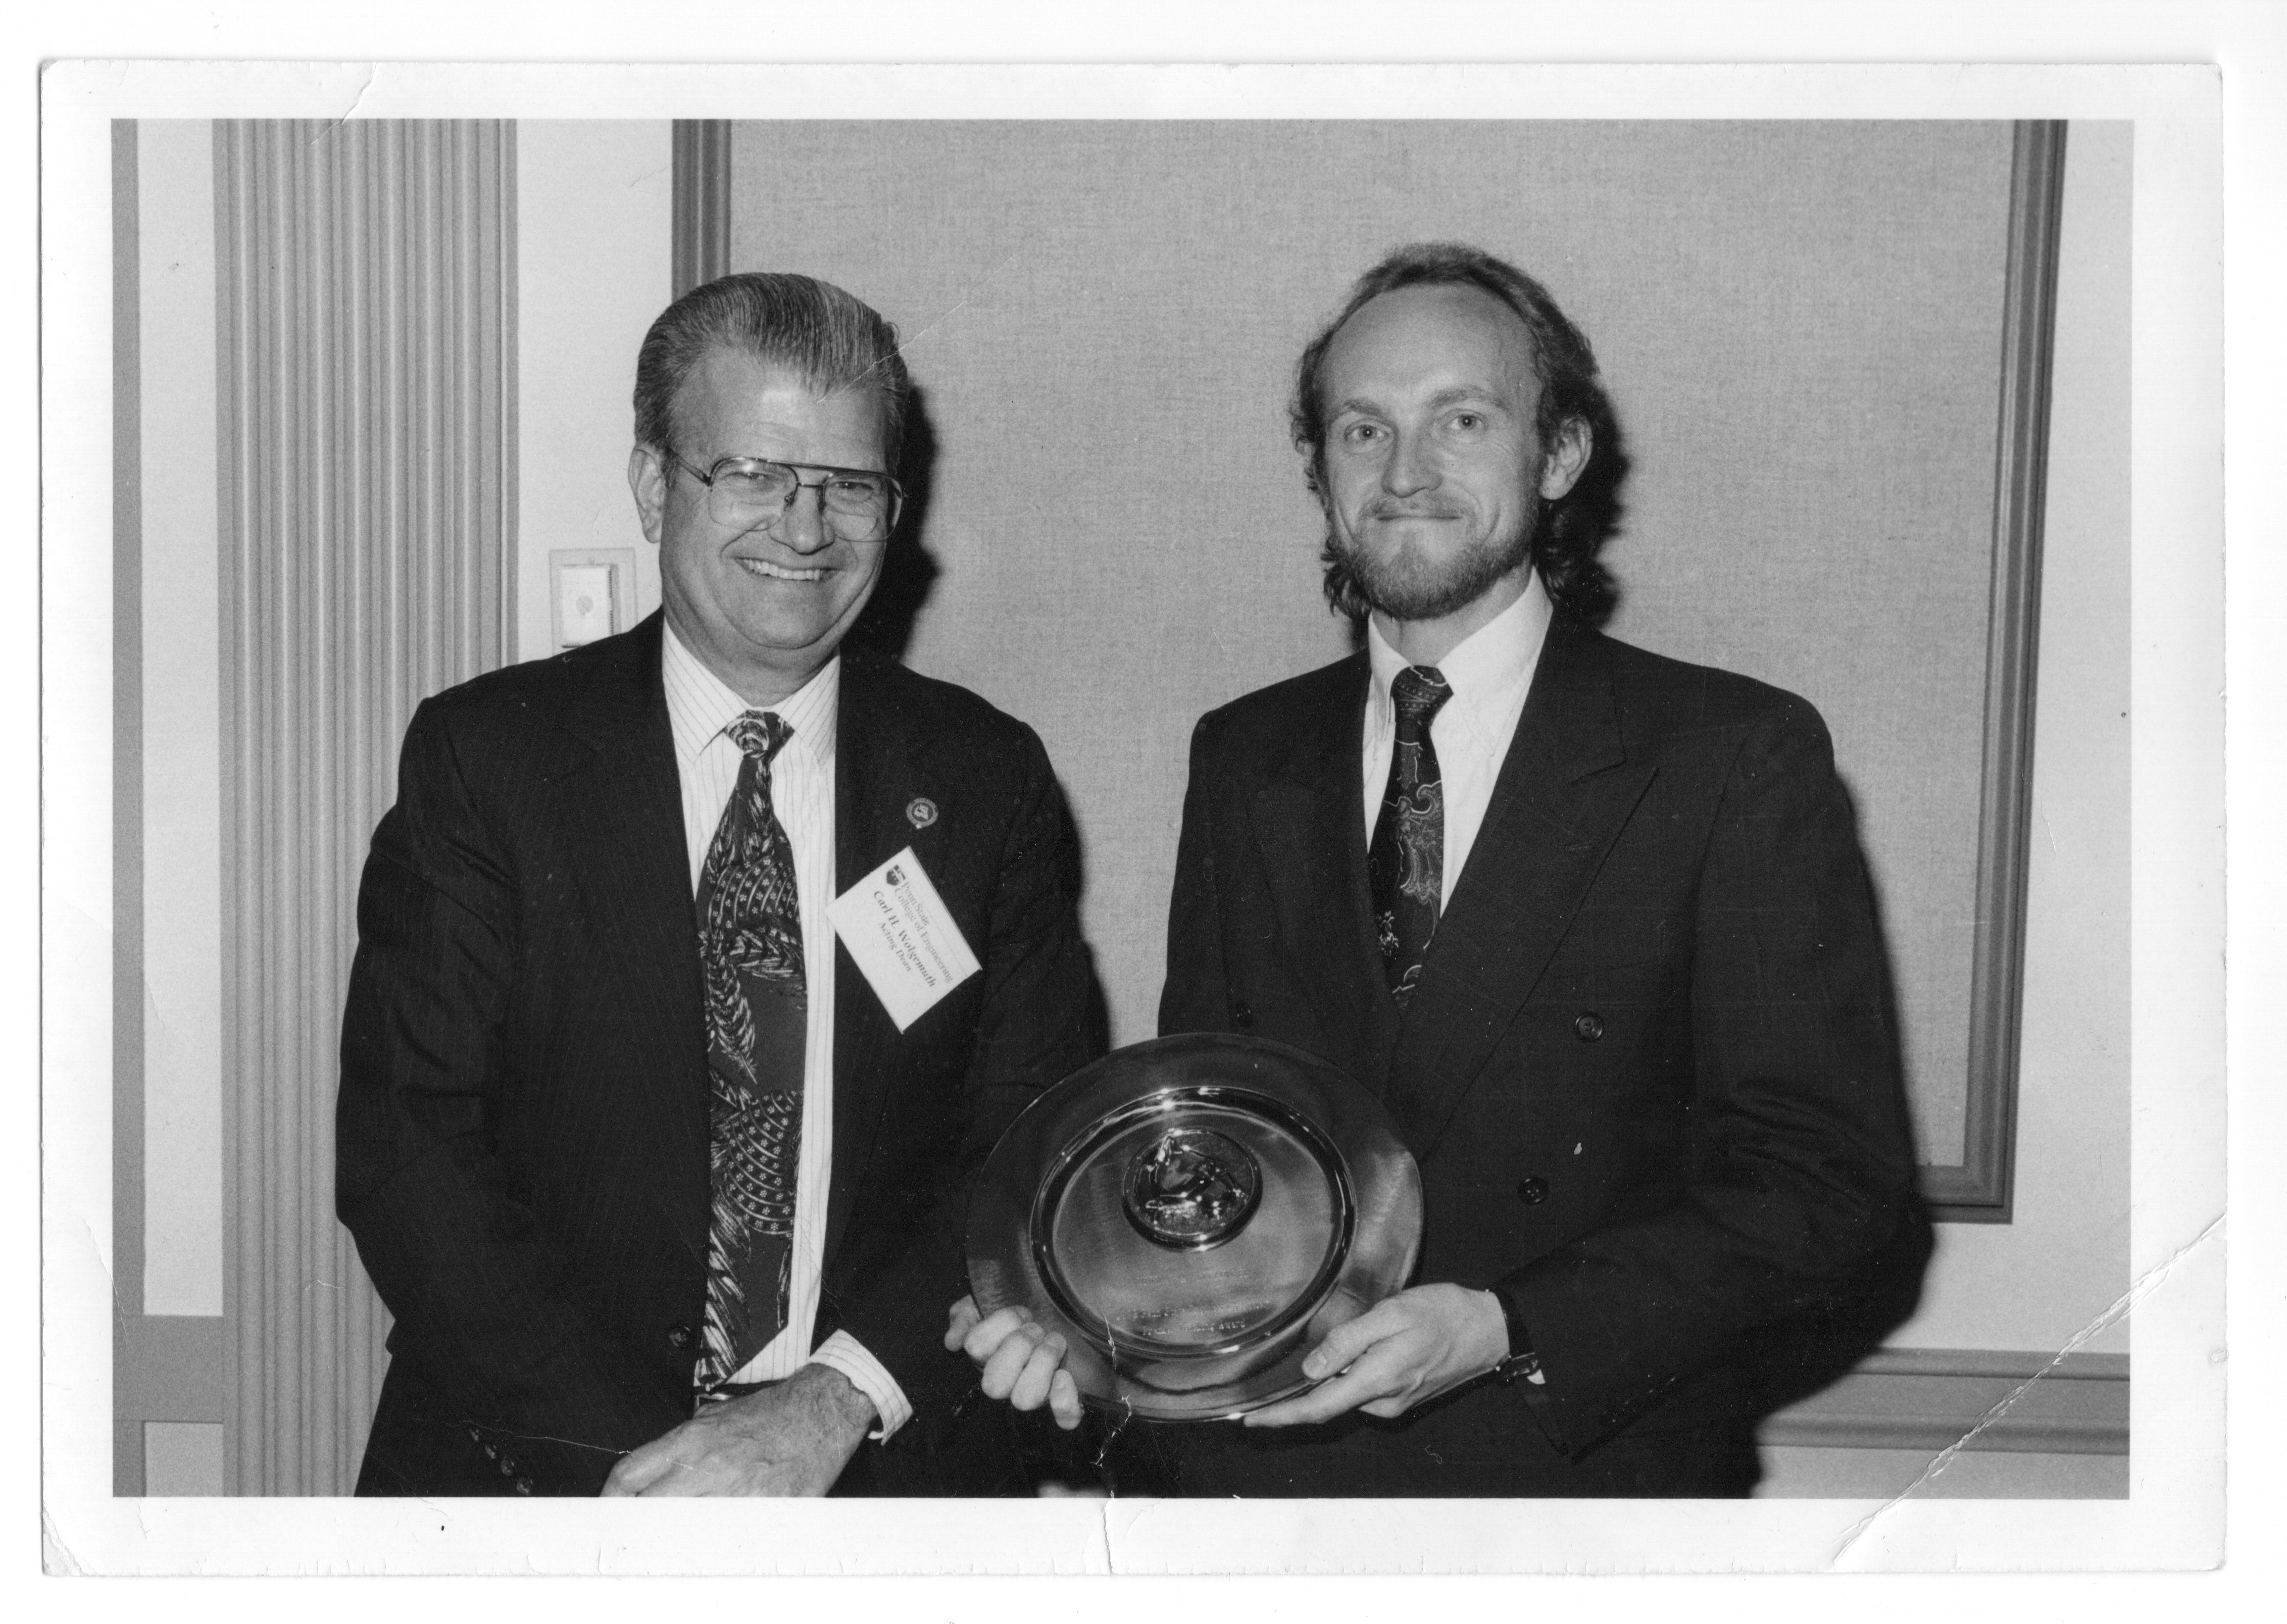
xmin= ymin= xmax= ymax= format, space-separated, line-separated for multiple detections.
xmin=1361 ymin=573 xmax=1554 ymax=907
xmin=661 ymin=624 xmax=912 ymax=1441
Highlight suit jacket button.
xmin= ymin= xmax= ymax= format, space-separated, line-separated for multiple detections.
xmin=1231 ymin=1000 xmax=1254 ymax=1031
xmin=1516 ymin=1176 xmax=1550 ymax=1205
xmin=668 ymin=1322 xmax=695 ymax=1350
xmin=1572 ymin=1011 xmax=1604 ymax=1042
xmin=515 ymin=1477 xmax=535 ymax=1495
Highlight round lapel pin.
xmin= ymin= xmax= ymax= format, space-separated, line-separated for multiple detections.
xmin=906 ymin=796 xmax=938 ymax=829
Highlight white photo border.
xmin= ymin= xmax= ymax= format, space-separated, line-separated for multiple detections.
xmin=39 ymin=59 xmax=2226 ymax=1578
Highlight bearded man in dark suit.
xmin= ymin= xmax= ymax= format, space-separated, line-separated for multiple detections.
xmin=339 ymin=273 xmax=1101 ymax=1497
xmin=957 ymin=243 xmax=1921 ymax=1497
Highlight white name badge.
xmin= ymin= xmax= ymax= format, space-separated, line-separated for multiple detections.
xmin=828 ymin=846 xmax=983 ymax=1032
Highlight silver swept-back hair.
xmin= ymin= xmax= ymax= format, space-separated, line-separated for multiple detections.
xmin=633 ymin=272 xmax=914 ymax=467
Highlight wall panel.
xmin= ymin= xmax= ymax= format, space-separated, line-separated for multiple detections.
xmin=214 ymin=119 xmax=515 ymax=1495
xmin=728 ymin=120 xmax=2011 ymax=1155
xmin=512 ymin=121 xmax=670 ymax=663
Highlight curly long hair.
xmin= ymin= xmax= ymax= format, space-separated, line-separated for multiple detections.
xmin=1291 ymin=243 xmax=1627 ymax=627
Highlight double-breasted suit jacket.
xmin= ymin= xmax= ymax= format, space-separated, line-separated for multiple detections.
xmin=338 ymin=613 xmax=1102 ymax=1496
xmin=1149 ymin=614 xmax=1919 ymax=1496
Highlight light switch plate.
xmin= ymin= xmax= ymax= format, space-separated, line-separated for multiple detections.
xmin=550 ymin=548 xmax=636 ymax=650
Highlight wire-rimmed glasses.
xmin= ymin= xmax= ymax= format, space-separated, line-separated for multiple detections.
xmin=665 ymin=450 xmax=904 ymax=542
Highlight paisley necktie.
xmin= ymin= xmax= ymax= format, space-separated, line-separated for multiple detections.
xmin=1367 ymin=665 xmax=1453 ymax=1007
xmin=693 ymin=711 xmax=807 ymax=1393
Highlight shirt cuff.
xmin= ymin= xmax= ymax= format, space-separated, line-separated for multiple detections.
xmin=806 ymin=1332 xmax=913 ymax=1443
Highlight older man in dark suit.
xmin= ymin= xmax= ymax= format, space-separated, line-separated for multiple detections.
xmin=957 ymin=243 xmax=1921 ymax=1496
xmin=339 ymin=273 xmax=1101 ymax=1497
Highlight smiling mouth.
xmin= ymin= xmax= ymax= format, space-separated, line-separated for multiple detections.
xmin=1367 ymin=508 xmax=1465 ymax=524
xmin=735 ymin=557 xmax=828 ymax=583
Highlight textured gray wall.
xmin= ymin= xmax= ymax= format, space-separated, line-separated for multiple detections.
xmin=731 ymin=120 xmax=2016 ymax=1161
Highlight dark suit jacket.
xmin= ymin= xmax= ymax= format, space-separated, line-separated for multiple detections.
xmin=1139 ymin=615 xmax=1918 ymax=1496
xmin=337 ymin=613 xmax=1102 ymax=1496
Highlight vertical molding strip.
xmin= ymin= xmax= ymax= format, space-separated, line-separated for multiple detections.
xmin=215 ymin=120 xmax=515 ymax=1494
xmin=1924 ymin=120 xmax=2068 ymax=1221
xmin=111 ymin=118 xmax=147 ymax=1497
xmin=671 ymin=120 xmax=732 ymax=298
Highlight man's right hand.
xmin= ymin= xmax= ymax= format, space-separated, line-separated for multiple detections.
xmin=944 ymin=1295 xmax=1083 ymax=1431
xmin=599 ymin=1363 xmax=873 ymax=1496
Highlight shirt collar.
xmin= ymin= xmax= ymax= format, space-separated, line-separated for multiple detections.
xmin=661 ymin=620 xmax=840 ymax=771
xmin=1366 ymin=570 xmax=1553 ymax=718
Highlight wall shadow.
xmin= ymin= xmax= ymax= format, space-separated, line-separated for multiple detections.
xmin=843 ymin=382 xmax=942 ymax=665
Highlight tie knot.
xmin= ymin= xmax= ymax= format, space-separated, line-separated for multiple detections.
xmin=726 ymin=710 xmax=794 ymax=765
xmin=1390 ymin=666 xmax=1451 ymax=736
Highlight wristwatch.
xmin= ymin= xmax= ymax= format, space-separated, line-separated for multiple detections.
xmin=1486 ymin=1284 xmax=1545 ymax=1386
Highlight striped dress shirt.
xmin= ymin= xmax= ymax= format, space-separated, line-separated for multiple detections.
xmin=661 ymin=623 xmax=912 ymax=1441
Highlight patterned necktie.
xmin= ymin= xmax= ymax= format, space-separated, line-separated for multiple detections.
xmin=1368 ymin=665 xmax=1454 ymax=1007
xmin=693 ymin=710 xmax=807 ymax=1393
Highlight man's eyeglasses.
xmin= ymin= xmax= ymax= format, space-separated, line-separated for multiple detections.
xmin=664 ymin=450 xmax=904 ymax=542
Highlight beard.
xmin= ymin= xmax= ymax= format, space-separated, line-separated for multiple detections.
xmin=1324 ymin=494 xmax=1541 ymax=623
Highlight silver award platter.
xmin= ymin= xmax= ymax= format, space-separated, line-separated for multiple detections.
xmin=966 ymin=1033 xmax=1422 ymax=1420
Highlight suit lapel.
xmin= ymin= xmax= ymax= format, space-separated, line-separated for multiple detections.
xmin=1383 ymin=618 xmax=1656 ymax=1157
xmin=554 ymin=614 xmax=714 ymax=1269
xmin=1251 ymin=655 xmax=1403 ymax=1095
xmin=822 ymin=654 xmax=914 ymax=1270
